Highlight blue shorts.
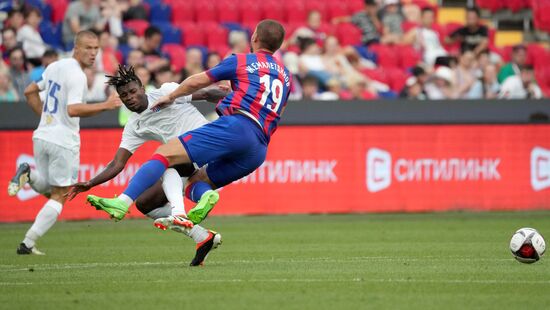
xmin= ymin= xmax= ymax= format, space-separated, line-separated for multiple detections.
xmin=178 ymin=114 xmax=268 ymax=187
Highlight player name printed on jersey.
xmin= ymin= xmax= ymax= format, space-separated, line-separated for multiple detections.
xmin=245 ymin=61 xmax=291 ymax=87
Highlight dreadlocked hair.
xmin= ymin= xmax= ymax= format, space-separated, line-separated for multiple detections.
xmin=106 ymin=64 xmax=142 ymax=89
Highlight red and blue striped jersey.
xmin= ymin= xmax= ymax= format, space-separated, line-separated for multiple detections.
xmin=205 ymin=51 xmax=291 ymax=138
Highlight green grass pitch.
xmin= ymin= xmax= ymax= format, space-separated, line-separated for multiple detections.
xmin=1 ymin=212 xmax=549 ymax=310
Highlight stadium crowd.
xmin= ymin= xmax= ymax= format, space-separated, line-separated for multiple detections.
xmin=0 ymin=0 xmax=548 ymax=105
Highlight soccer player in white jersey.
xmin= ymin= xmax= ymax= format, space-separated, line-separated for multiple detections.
xmin=65 ymin=65 xmax=227 ymax=266
xmin=7 ymin=30 xmax=122 ymax=255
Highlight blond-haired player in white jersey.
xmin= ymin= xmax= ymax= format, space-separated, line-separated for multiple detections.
xmin=64 ymin=65 xmax=228 ymax=266
xmin=7 ymin=30 xmax=122 ymax=255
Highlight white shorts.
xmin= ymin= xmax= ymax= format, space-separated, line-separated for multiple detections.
xmin=33 ymin=138 xmax=79 ymax=187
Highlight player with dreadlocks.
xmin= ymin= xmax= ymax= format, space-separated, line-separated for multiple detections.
xmin=66 ymin=64 xmax=228 ymax=266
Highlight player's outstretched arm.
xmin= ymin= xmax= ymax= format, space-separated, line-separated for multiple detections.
xmin=24 ymin=83 xmax=43 ymax=116
xmin=66 ymin=148 xmax=132 ymax=200
xmin=190 ymin=84 xmax=230 ymax=103
xmin=67 ymin=93 xmax=122 ymax=117
xmin=152 ymin=72 xmax=213 ymax=111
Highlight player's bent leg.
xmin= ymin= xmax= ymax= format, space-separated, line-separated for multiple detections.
xmin=18 ymin=186 xmax=67 ymax=255
xmin=190 ymin=230 xmax=222 ymax=266
xmin=135 ymin=180 xmax=168 ymax=215
xmin=185 ymin=169 xmax=219 ymax=225
xmin=155 ymin=137 xmax=192 ymax=166
xmin=8 ymin=163 xmax=31 ymax=196
xmin=87 ymin=137 xmax=192 ymax=218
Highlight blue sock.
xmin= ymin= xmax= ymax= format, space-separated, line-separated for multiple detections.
xmin=185 ymin=181 xmax=212 ymax=203
xmin=123 ymin=154 xmax=168 ymax=201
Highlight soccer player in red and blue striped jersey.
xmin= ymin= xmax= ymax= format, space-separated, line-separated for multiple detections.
xmin=87 ymin=20 xmax=291 ymax=262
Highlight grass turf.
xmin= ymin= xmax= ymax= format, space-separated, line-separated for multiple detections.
xmin=0 ymin=212 xmax=549 ymax=310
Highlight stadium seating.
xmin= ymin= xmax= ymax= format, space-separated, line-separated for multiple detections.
xmin=39 ymin=21 xmax=63 ymax=50
xmin=217 ymin=0 xmax=240 ymax=23
xmin=305 ymin=2 xmax=328 ymax=22
xmin=261 ymin=0 xmax=285 ymax=22
xmin=20 ymin=0 xmax=548 ymax=96
xmin=334 ymin=23 xmax=362 ymax=46
xmin=150 ymin=3 xmax=171 ymax=23
xmin=369 ymin=44 xmax=400 ymax=69
xmin=175 ymin=22 xmax=206 ymax=47
xmin=161 ymin=43 xmax=186 ymax=71
xmin=239 ymin=0 xmax=262 ymax=25
xmin=170 ymin=2 xmax=194 ymax=24
xmin=494 ymin=31 xmax=523 ymax=48
xmin=195 ymin=1 xmax=217 ymax=23
xmin=437 ymin=7 xmax=466 ymax=25
xmin=346 ymin=0 xmax=365 ymax=14
xmin=153 ymin=22 xmax=182 ymax=44
xmin=326 ymin=1 xmax=350 ymax=21
xmin=286 ymin=0 xmax=308 ymax=24
xmin=123 ymin=20 xmax=150 ymax=37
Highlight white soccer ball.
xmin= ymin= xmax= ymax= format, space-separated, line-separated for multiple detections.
xmin=509 ymin=227 xmax=546 ymax=264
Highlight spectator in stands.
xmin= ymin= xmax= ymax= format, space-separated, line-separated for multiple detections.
xmin=84 ymin=66 xmax=109 ymax=102
xmin=0 ymin=69 xmax=19 ymax=102
xmin=445 ymin=6 xmax=488 ymax=56
xmin=126 ymin=49 xmax=145 ymax=67
xmin=135 ymin=66 xmax=155 ymax=92
xmin=323 ymin=36 xmax=367 ymax=89
xmin=403 ymin=7 xmax=447 ymax=66
xmin=228 ymin=31 xmax=249 ymax=55
xmin=5 ymin=9 xmax=25 ymax=31
xmin=499 ymin=65 xmax=542 ymax=99
xmin=140 ymin=26 xmax=169 ymax=73
xmin=206 ymin=52 xmax=221 ymax=70
xmin=299 ymin=38 xmax=333 ymax=87
xmin=379 ymin=0 xmax=404 ymax=44
xmin=479 ymin=64 xmax=500 ymax=99
xmin=400 ymin=76 xmax=426 ymax=100
xmin=16 ymin=6 xmax=46 ymax=67
xmin=345 ymin=79 xmax=377 ymax=100
xmin=301 ymin=75 xmax=321 ymax=100
xmin=289 ymin=10 xmax=328 ymax=45
xmin=122 ymin=0 xmax=148 ymax=21
xmin=7 ymin=47 xmax=30 ymax=100
xmin=99 ymin=0 xmax=124 ymax=38
xmin=180 ymin=47 xmax=204 ymax=79
xmin=425 ymin=66 xmax=457 ymax=99
xmin=333 ymin=0 xmax=381 ymax=46
xmin=1 ymin=28 xmax=20 ymax=61
xmin=411 ymin=65 xmax=429 ymax=87
xmin=96 ymin=31 xmax=119 ymax=75
xmin=498 ymin=45 xmax=526 ymax=84
xmin=454 ymin=51 xmax=482 ymax=99
xmin=29 ymin=48 xmax=58 ymax=82
xmin=154 ymin=65 xmax=177 ymax=87
xmin=62 ymin=0 xmax=104 ymax=47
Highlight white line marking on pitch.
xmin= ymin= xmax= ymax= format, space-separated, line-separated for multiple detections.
xmin=1 ymin=278 xmax=549 ymax=286
xmin=0 ymin=256 xmax=513 ymax=272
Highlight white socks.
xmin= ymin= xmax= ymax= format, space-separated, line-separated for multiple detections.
xmin=118 ymin=193 xmax=134 ymax=206
xmin=29 ymin=169 xmax=51 ymax=195
xmin=145 ymin=203 xmax=209 ymax=244
xmin=145 ymin=203 xmax=172 ymax=220
xmin=146 ymin=169 xmax=209 ymax=244
xmin=188 ymin=225 xmax=210 ymax=244
xmin=22 ymin=199 xmax=62 ymax=248
xmin=162 ymin=168 xmax=187 ymax=216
